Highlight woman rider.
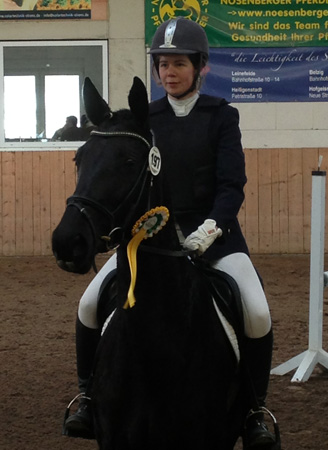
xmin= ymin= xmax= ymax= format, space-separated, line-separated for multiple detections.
xmin=64 ymin=17 xmax=276 ymax=450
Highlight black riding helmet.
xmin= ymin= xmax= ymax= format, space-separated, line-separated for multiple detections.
xmin=149 ymin=17 xmax=209 ymax=98
xmin=150 ymin=17 xmax=209 ymax=59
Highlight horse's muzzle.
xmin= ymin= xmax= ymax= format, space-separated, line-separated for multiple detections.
xmin=54 ymin=257 xmax=81 ymax=273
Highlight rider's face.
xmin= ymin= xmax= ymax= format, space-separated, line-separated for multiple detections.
xmin=158 ymin=54 xmax=197 ymax=99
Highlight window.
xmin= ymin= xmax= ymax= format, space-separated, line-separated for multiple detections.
xmin=4 ymin=75 xmax=37 ymax=140
xmin=0 ymin=40 xmax=108 ymax=149
xmin=45 ymin=75 xmax=80 ymax=139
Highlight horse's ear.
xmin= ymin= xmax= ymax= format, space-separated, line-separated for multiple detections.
xmin=83 ymin=77 xmax=112 ymax=126
xmin=128 ymin=77 xmax=149 ymax=128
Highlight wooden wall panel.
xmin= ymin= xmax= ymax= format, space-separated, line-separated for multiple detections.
xmin=2 ymin=152 xmax=16 ymax=256
xmin=287 ymin=148 xmax=304 ymax=253
xmin=244 ymin=149 xmax=259 ymax=253
xmin=277 ymin=149 xmax=289 ymax=253
xmin=50 ymin=152 xmax=65 ymax=233
xmin=0 ymin=148 xmax=328 ymax=256
xmin=22 ymin=153 xmax=34 ymax=255
xmin=64 ymin=151 xmax=77 ymax=200
xmin=32 ymin=152 xmax=42 ymax=256
xmin=258 ymin=150 xmax=273 ymax=253
xmin=0 ymin=151 xmax=76 ymax=256
xmin=39 ymin=152 xmax=52 ymax=255
xmin=271 ymin=149 xmax=281 ymax=252
xmin=15 ymin=152 xmax=24 ymax=255
xmin=302 ymin=148 xmax=318 ymax=252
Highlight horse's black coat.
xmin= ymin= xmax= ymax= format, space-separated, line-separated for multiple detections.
xmin=52 ymin=77 xmax=245 ymax=449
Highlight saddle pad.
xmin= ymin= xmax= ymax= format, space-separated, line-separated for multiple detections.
xmin=212 ymin=298 xmax=240 ymax=363
xmin=101 ymin=309 xmax=116 ymax=336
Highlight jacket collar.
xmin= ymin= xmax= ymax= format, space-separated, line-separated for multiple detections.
xmin=150 ymin=94 xmax=229 ymax=115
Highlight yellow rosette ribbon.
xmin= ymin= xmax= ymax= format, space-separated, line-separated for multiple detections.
xmin=123 ymin=206 xmax=169 ymax=309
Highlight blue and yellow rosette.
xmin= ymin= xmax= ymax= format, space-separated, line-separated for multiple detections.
xmin=123 ymin=206 xmax=169 ymax=309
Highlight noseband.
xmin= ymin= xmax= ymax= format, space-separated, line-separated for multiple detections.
xmin=66 ymin=130 xmax=153 ymax=269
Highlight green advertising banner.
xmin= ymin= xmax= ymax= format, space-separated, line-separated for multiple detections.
xmin=145 ymin=0 xmax=328 ymax=47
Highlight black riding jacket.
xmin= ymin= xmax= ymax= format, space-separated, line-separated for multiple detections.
xmin=149 ymin=94 xmax=249 ymax=260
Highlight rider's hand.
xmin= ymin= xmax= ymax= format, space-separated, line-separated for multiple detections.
xmin=183 ymin=219 xmax=222 ymax=255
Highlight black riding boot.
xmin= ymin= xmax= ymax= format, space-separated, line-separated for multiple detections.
xmin=63 ymin=317 xmax=100 ymax=439
xmin=243 ymin=329 xmax=277 ymax=449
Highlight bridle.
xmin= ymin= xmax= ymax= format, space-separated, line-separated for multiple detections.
xmin=66 ymin=130 xmax=153 ymax=270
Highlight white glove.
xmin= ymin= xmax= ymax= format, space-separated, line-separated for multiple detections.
xmin=183 ymin=219 xmax=222 ymax=255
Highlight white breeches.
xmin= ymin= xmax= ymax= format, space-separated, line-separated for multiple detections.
xmin=78 ymin=253 xmax=117 ymax=329
xmin=212 ymin=253 xmax=271 ymax=338
xmin=78 ymin=252 xmax=271 ymax=338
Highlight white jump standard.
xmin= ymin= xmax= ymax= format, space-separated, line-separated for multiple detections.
xmin=271 ymin=167 xmax=328 ymax=382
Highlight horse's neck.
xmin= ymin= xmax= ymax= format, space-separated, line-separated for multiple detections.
xmin=130 ymin=170 xmax=181 ymax=251
xmin=115 ymin=172 xmax=187 ymax=304
xmin=146 ymin=215 xmax=181 ymax=250
xmin=115 ymin=216 xmax=186 ymax=306
xmin=119 ymin=215 xmax=181 ymax=262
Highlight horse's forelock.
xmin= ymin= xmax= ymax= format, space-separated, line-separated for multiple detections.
xmin=96 ymin=109 xmax=133 ymax=131
xmin=98 ymin=109 xmax=150 ymax=141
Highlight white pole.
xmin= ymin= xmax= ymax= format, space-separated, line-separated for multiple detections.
xmin=308 ymin=171 xmax=325 ymax=352
xmin=271 ymin=167 xmax=328 ymax=382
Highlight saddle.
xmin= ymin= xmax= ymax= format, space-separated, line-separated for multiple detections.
xmin=192 ymin=258 xmax=245 ymax=345
xmin=97 ymin=269 xmax=118 ymax=330
xmin=96 ymin=260 xmax=245 ymax=352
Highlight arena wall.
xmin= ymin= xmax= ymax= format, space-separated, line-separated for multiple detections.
xmin=0 ymin=0 xmax=327 ymax=256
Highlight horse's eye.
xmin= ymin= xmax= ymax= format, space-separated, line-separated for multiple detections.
xmin=126 ymin=158 xmax=135 ymax=165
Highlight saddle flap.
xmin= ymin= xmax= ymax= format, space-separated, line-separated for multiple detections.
xmin=193 ymin=260 xmax=245 ymax=342
xmin=97 ymin=269 xmax=118 ymax=327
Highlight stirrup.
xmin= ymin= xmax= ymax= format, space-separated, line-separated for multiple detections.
xmin=62 ymin=392 xmax=95 ymax=439
xmin=244 ymin=406 xmax=281 ymax=450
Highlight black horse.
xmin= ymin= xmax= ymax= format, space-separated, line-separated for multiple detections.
xmin=52 ymin=77 xmax=257 ymax=449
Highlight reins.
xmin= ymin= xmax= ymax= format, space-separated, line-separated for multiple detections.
xmin=138 ymin=244 xmax=188 ymax=258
